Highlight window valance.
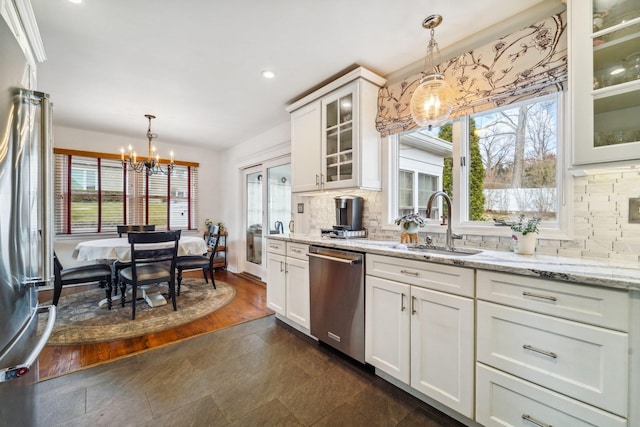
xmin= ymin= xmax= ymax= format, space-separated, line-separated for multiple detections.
xmin=376 ymin=11 xmax=567 ymax=137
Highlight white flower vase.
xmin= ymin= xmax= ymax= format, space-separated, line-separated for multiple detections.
xmin=402 ymin=222 xmax=419 ymax=234
xmin=513 ymin=232 xmax=537 ymax=255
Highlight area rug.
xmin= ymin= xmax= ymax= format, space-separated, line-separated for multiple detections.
xmin=39 ymin=278 xmax=235 ymax=345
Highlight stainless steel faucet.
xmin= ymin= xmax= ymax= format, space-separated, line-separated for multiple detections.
xmin=425 ymin=191 xmax=462 ymax=250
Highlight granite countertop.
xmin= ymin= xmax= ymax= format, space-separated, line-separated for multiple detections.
xmin=268 ymin=234 xmax=640 ymax=291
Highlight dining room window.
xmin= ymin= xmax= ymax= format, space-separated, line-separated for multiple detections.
xmin=54 ymin=150 xmax=199 ymax=234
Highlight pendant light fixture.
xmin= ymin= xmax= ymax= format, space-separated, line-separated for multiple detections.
xmin=120 ymin=114 xmax=174 ymax=176
xmin=410 ymin=14 xmax=454 ymax=130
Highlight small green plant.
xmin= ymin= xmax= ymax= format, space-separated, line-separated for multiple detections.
xmin=394 ymin=213 xmax=426 ymax=230
xmin=510 ymin=214 xmax=541 ymax=235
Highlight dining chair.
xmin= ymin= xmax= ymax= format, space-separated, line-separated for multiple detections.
xmin=118 ymin=230 xmax=181 ymax=320
xmin=117 ymin=224 xmax=156 ymax=237
xmin=53 ymin=252 xmax=114 ymax=309
xmin=175 ymin=225 xmax=221 ymax=296
xmin=114 ymin=224 xmax=156 ymax=293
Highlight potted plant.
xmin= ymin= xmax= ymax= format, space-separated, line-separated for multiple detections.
xmin=394 ymin=213 xmax=426 ymax=234
xmin=510 ymin=214 xmax=541 ymax=255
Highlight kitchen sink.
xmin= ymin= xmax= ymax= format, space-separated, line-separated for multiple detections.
xmin=407 ymin=245 xmax=483 ymax=256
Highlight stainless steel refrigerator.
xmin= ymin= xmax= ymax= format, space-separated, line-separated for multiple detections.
xmin=0 ymin=14 xmax=56 ymax=427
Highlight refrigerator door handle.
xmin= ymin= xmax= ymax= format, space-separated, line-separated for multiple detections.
xmin=39 ymin=95 xmax=54 ymax=285
xmin=0 ymin=305 xmax=56 ymax=383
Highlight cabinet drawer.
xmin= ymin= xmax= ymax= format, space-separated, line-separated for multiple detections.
xmin=477 ymin=301 xmax=628 ymax=417
xmin=477 ymin=270 xmax=629 ymax=331
xmin=286 ymin=242 xmax=308 ymax=260
xmin=366 ymin=254 xmax=474 ymax=298
xmin=476 ymin=364 xmax=626 ymax=427
xmin=266 ymin=239 xmax=286 ymax=255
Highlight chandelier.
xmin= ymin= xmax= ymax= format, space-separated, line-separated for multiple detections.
xmin=409 ymin=14 xmax=454 ymax=130
xmin=120 ymin=114 xmax=174 ymax=175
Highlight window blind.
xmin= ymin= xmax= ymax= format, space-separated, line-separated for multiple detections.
xmin=53 ymin=149 xmax=200 ymax=234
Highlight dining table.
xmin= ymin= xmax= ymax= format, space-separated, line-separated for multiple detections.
xmin=73 ymin=235 xmax=208 ymax=308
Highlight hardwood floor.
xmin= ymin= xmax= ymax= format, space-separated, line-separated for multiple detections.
xmin=38 ymin=270 xmax=272 ymax=381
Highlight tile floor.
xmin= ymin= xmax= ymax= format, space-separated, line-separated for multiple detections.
xmin=36 ymin=316 xmax=466 ymax=426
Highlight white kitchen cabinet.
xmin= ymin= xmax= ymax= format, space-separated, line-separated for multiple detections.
xmin=365 ymin=255 xmax=475 ymax=418
xmin=570 ymin=0 xmax=640 ymax=165
xmin=266 ymin=251 xmax=286 ymax=316
xmin=286 ymin=67 xmax=386 ymax=192
xmin=366 ymin=276 xmax=411 ymax=383
xmin=476 ymin=270 xmax=630 ymax=421
xmin=266 ymin=239 xmax=310 ymax=331
xmin=290 ymin=101 xmax=322 ymax=193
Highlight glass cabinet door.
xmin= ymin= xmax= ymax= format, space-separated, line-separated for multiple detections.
xmin=591 ymin=0 xmax=640 ymax=149
xmin=324 ymin=93 xmax=353 ymax=183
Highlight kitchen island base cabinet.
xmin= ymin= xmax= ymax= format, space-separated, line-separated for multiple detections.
xmin=476 ymin=364 xmax=627 ymax=427
xmin=365 ymin=254 xmax=475 ymax=419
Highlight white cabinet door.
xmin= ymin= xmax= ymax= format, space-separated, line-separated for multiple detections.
xmin=410 ymin=286 xmax=475 ymax=418
xmin=266 ymin=252 xmax=286 ymax=315
xmin=291 ymin=101 xmax=322 ymax=192
xmin=285 ymin=256 xmax=310 ymax=329
xmin=365 ymin=276 xmax=411 ymax=383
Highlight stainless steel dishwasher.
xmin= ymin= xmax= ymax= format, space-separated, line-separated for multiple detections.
xmin=308 ymin=245 xmax=365 ymax=363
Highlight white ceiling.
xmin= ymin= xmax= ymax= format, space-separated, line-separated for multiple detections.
xmin=30 ymin=0 xmax=551 ymax=151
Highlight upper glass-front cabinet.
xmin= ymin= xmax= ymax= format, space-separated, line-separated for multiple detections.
xmin=324 ymin=92 xmax=354 ymax=185
xmin=571 ymin=0 xmax=640 ymax=165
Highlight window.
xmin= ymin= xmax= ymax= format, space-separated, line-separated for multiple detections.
xmin=54 ymin=151 xmax=199 ymax=234
xmin=391 ymin=93 xmax=563 ymax=233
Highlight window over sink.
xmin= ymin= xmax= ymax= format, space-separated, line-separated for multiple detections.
xmin=389 ymin=93 xmax=566 ymax=235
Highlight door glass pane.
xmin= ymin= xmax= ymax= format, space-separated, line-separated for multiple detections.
xmin=340 ymin=94 xmax=352 ymax=123
xmin=267 ymin=164 xmax=291 ymax=235
xmin=592 ymin=0 xmax=640 ymax=148
xmin=246 ymin=171 xmax=262 ymax=265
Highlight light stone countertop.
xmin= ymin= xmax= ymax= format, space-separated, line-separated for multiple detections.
xmin=268 ymin=234 xmax=640 ymax=291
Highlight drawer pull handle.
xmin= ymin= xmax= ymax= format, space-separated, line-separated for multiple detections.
xmin=270 ymin=245 xmax=280 ymax=250
xmin=523 ymin=344 xmax=557 ymax=359
xmin=522 ymin=414 xmax=552 ymax=427
xmin=411 ymin=296 xmax=416 ymax=315
xmin=401 ymin=293 xmax=406 ymax=312
xmin=291 ymin=249 xmax=302 ymax=253
xmin=522 ymin=291 xmax=557 ymax=302
xmin=400 ymin=269 xmax=419 ymax=277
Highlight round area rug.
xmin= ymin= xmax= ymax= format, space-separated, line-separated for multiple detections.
xmin=39 ymin=278 xmax=235 ymax=345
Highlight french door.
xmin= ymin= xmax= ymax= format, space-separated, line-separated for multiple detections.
xmin=242 ymin=158 xmax=291 ymax=279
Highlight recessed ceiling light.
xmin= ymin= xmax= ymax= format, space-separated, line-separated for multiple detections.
xmin=68 ymin=0 xmax=83 ymax=3
xmin=261 ymin=70 xmax=275 ymax=79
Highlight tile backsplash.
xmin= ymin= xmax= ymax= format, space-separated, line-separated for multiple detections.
xmin=299 ymin=169 xmax=640 ymax=263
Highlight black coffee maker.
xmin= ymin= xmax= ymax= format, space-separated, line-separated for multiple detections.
xmin=333 ymin=195 xmax=364 ymax=231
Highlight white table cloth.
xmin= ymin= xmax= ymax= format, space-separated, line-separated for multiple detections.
xmin=73 ymin=235 xmax=208 ymax=308
xmin=73 ymin=235 xmax=208 ymax=262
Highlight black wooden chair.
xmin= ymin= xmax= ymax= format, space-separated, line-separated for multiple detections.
xmin=53 ymin=252 xmax=114 ymax=309
xmin=118 ymin=230 xmax=181 ymax=320
xmin=117 ymin=224 xmax=156 ymax=237
xmin=114 ymin=224 xmax=156 ymax=293
xmin=175 ymin=225 xmax=220 ymax=296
